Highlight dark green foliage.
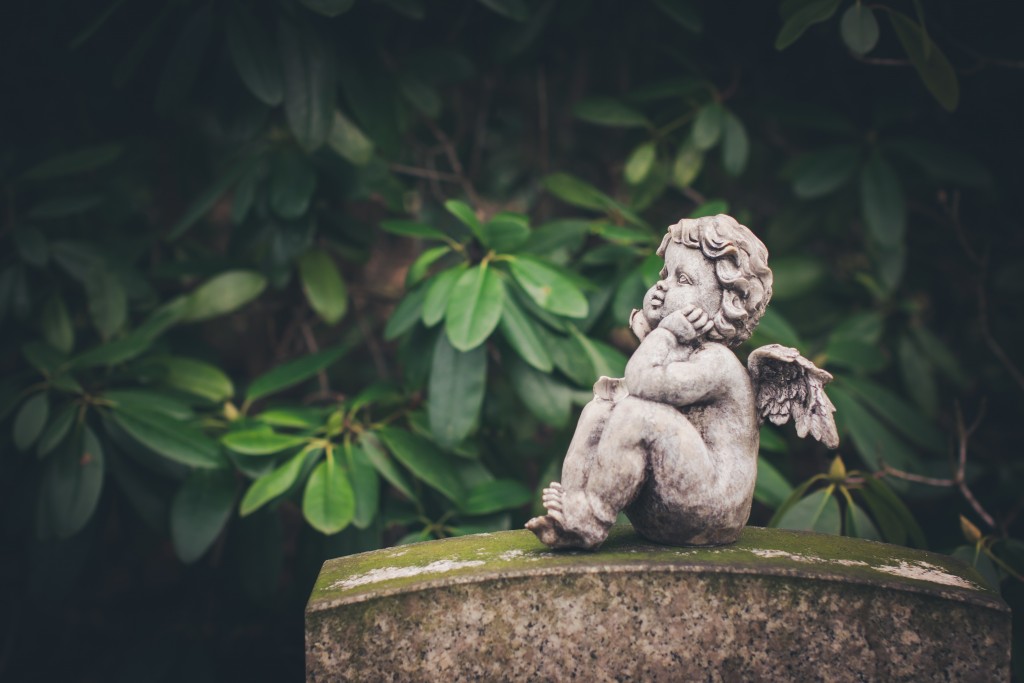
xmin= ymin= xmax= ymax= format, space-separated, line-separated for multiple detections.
xmin=2 ymin=0 xmax=1023 ymax=679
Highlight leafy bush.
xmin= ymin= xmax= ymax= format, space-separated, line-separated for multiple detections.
xmin=2 ymin=0 xmax=1022 ymax=679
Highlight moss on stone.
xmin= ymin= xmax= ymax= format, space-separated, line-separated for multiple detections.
xmin=307 ymin=525 xmax=1005 ymax=614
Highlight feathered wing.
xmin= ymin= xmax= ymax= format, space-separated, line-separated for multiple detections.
xmin=747 ymin=344 xmax=839 ymax=448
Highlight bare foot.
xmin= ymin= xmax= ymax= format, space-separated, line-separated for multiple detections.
xmin=525 ymin=482 xmax=593 ymax=549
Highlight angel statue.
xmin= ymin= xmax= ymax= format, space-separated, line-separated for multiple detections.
xmin=526 ymin=214 xmax=839 ymax=550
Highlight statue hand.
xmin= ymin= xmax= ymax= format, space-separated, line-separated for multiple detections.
xmin=659 ymin=304 xmax=714 ymax=343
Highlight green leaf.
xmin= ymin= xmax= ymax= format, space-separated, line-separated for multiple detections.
xmin=481 ymin=212 xmax=531 ymax=252
xmin=759 ymin=425 xmax=787 ymax=453
xmin=898 ymin=333 xmax=939 ymax=417
xmin=768 ymin=475 xmax=823 ymax=526
xmin=299 ymin=249 xmax=348 ymax=325
xmin=110 ymin=407 xmax=225 ymax=469
xmin=37 ymin=402 xmax=77 ymax=458
xmin=360 ymin=432 xmax=418 ymax=501
xmin=14 ymin=226 xmax=48 ymax=266
xmin=41 ymin=426 xmax=105 ymax=539
xmin=692 ymin=103 xmax=725 ymax=151
xmin=41 ymin=293 xmax=74 ymax=354
xmin=429 ymin=335 xmax=487 ymax=449
xmin=68 ymin=333 xmax=154 ymax=369
xmin=158 ymin=357 xmax=235 ymax=403
xmin=225 ymin=1 xmax=283 ymax=106
xmin=84 ymin=270 xmax=126 ymax=340
xmin=222 ymin=429 xmax=307 ymax=456
xmin=824 ymin=338 xmax=887 ymax=373
xmin=508 ymin=256 xmax=588 ymax=318
xmin=507 ymin=355 xmax=572 ymax=427
xmin=379 ymin=219 xmax=449 ymax=241
xmin=885 ymin=138 xmax=991 ymax=188
xmin=542 ymin=173 xmax=610 ymax=211
xmin=836 ymin=376 xmax=945 ymax=454
xmin=155 ymin=5 xmax=213 ymax=114
xmin=749 ymin=313 xmax=802 ymax=350
xmin=845 ymin=499 xmax=881 ymax=541
xmin=166 ymin=161 xmax=247 ymax=240
xmin=861 ymin=477 xmax=926 ymax=547
xmin=246 ymin=345 xmax=347 ymax=402
xmin=240 ymin=449 xmax=310 ymax=516
xmin=170 ymin=469 xmax=236 ymax=563
xmin=462 ymin=479 xmax=531 ymax=515
xmin=888 ymin=11 xmax=958 ymax=111
xmin=650 ymin=0 xmax=702 ymax=33
xmin=279 ymin=17 xmax=335 ymax=150
xmin=572 ymin=97 xmax=650 ymax=128
xmin=103 ymin=389 xmax=195 ymax=420
xmin=625 ymin=142 xmax=657 ymax=185
xmin=498 ymin=293 xmax=553 ymax=372
xmin=257 ymin=407 xmax=325 ymax=428
xmin=181 ymin=271 xmax=267 ymax=323
xmin=347 ymin=445 xmax=379 ymax=529
xmin=269 ymin=149 xmax=317 ymax=220
xmin=445 ymin=264 xmax=505 ymax=351
xmin=327 ymin=110 xmax=374 ymax=166
xmin=303 ymin=457 xmax=355 ymax=534
xmin=477 ymin=0 xmax=529 ymax=21
xmin=399 ymin=76 xmax=441 ymax=117
xmin=444 ymin=199 xmax=485 ymax=242
xmin=14 ymin=392 xmax=50 ymax=451
xmin=24 ymin=143 xmax=123 ymax=180
xmin=28 ymin=194 xmax=103 ymax=220
xmin=721 ymin=111 xmax=749 ymax=176
xmin=377 ymin=427 xmax=466 ymax=501
xmin=791 ymin=145 xmax=860 ymax=198
xmin=769 ymin=255 xmax=825 ymax=300
xmin=384 ymin=285 xmax=427 ymax=341
xmin=689 ymin=199 xmax=730 ymax=219
xmin=840 ymin=4 xmax=879 ymax=55
xmin=754 ymin=457 xmax=794 ymax=509
xmin=774 ymin=0 xmax=840 ymax=50
xmin=828 ymin=385 xmax=920 ymax=472
xmin=406 ymin=246 xmax=451 ymax=287
xmin=569 ymin=327 xmax=626 ymax=380
xmin=672 ymin=140 xmax=704 ymax=188
xmin=422 ymin=265 xmax=467 ymax=328
xmin=829 ymin=311 xmax=884 ymax=346
xmin=232 ymin=162 xmax=262 ymax=226
xmin=777 ymin=487 xmax=841 ymax=533
xmin=297 ymin=0 xmax=355 ymax=18
xmin=860 ymin=152 xmax=905 ymax=248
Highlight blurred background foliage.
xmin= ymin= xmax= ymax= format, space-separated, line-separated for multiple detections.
xmin=2 ymin=0 xmax=1023 ymax=679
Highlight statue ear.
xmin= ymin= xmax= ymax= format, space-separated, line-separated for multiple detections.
xmin=629 ymin=308 xmax=651 ymax=342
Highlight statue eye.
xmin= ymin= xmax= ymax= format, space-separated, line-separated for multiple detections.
xmin=677 ymin=274 xmax=691 ymax=285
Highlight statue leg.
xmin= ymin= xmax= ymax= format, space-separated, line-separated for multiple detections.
xmin=527 ymin=395 xmax=650 ymax=549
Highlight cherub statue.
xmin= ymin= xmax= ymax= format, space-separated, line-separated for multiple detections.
xmin=526 ymin=215 xmax=838 ymax=550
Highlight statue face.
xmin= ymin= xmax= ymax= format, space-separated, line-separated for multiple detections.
xmin=642 ymin=242 xmax=722 ymax=326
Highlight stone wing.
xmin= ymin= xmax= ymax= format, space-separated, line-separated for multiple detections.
xmin=747 ymin=344 xmax=839 ymax=448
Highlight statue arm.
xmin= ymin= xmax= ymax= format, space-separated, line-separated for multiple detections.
xmin=624 ymin=328 xmax=725 ymax=407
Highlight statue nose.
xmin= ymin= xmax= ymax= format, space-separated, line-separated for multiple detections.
xmin=656 ymin=280 xmax=667 ymax=291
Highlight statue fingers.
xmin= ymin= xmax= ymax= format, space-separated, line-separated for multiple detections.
xmin=685 ymin=306 xmax=705 ymax=323
xmin=699 ymin=318 xmax=715 ymax=334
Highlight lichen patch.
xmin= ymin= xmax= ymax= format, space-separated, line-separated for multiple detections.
xmin=329 ymin=559 xmax=487 ymax=591
xmin=873 ymin=560 xmax=980 ymax=590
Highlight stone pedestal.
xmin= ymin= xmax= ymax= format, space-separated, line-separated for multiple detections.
xmin=306 ymin=526 xmax=1010 ymax=682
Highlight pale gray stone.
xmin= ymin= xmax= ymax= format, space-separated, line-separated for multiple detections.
xmin=527 ymin=215 xmax=838 ymax=549
xmin=305 ymin=527 xmax=1011 ymax=682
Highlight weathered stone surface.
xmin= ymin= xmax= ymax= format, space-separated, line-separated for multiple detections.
xmin=306 ymin=526 xmax=1010 ymax=682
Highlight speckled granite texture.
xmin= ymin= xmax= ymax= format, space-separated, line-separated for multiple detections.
xmin=306 ymin=526 xmax=1010 ymax=682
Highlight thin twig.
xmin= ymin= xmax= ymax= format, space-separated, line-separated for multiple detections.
xmin=389 ymin=163 xmax=462 ymax=183
xmin=881 ymin=402 xmax=996 ymax=529
xmin=423 ymin=117 xmax=482 ymax=207
xmin=881 ymin=466 xmax=953 ymax=487
xmin=852 ymin=54 xmax=912 ymax=67
xmin=681 ymin=186 xmax=707 ymax=207
xmin=353 ymin=297 xmax=391 ymax=381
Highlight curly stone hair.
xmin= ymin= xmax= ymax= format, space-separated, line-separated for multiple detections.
xmin=656 ymin=214 xmax=773 ymax=347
